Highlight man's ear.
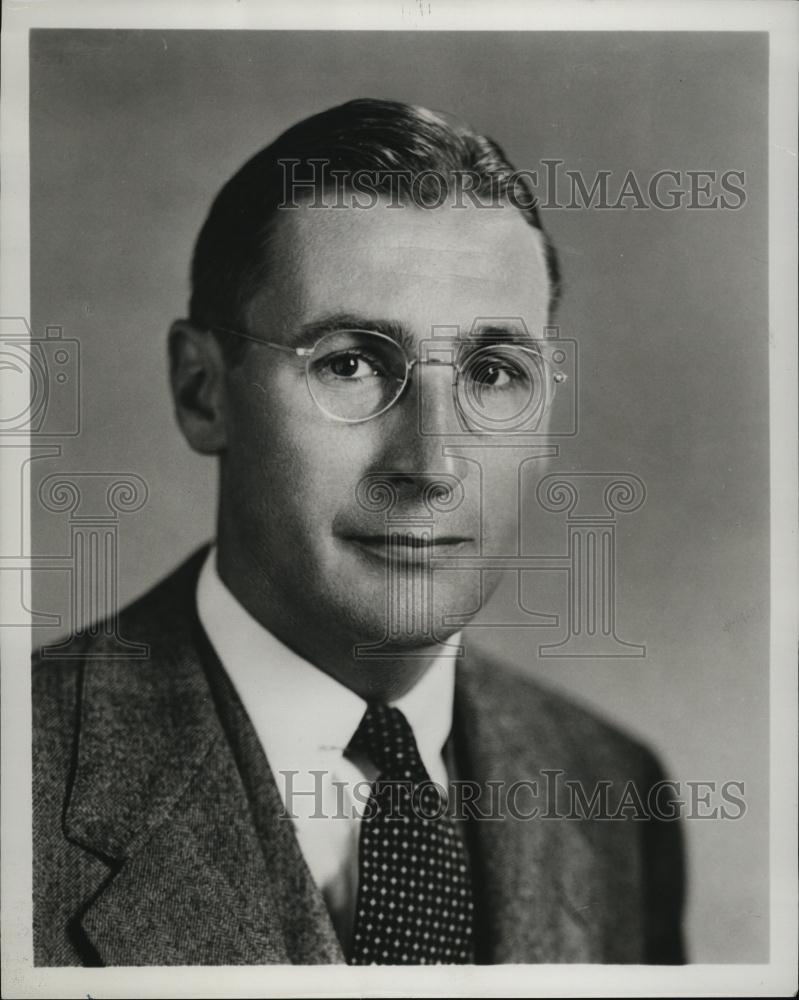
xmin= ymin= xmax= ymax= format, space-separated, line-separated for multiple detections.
xmin=168 ymin=320 xmax=228 ymax=454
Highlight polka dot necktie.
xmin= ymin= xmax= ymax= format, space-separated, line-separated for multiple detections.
xmin=345 ymin=702 xmax=475 ymax=965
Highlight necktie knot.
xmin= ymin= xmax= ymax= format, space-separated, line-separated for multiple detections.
xmin=347 ymin=702 xmax=428 ymax=783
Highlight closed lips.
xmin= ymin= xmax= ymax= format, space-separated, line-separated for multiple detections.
xmin=345 ymin=535 xmax=471 ymax=547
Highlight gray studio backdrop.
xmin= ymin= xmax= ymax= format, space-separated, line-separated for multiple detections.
xmin=29 ymin=30 xmax=768 ymax=962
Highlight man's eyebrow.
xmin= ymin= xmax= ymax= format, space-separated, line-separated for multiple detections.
xmin=295 ymin=313 xmax=417 ymax=353
xmin=293 ymin=315 xmax=537 ymax=352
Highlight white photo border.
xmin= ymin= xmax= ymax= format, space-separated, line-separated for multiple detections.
xmin=1 ymin=2 xmax=796 ymax=997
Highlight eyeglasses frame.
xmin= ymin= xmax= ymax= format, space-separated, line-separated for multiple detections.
xmin=211 ymin=324 xmax=566 ymax=427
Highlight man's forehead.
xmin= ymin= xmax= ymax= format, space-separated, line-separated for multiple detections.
xmin=246 ymin=198 xmax=550 ymax=337
xmin=281 ymin=196 xmax=545 ymax=263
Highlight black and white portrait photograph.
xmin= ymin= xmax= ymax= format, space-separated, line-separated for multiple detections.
xmin=1 ymin=2 xmax=796 ymax=997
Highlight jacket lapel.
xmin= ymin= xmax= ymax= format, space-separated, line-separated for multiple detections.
xmin=195 ymin=614 xmax=345 ymax=964
xmin=63 ymin=548 xmax=341 ymax=966
xmin=455 ymin=652 xmax=599 ymax=963
xmin=75 ymin=752 xmax=290 ymax=966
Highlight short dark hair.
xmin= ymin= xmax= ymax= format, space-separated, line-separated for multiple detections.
xmin=189 ymin=98 xmax=561 ymax=361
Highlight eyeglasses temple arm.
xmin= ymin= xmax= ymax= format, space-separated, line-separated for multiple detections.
xmin=210 ymin=326 xmax=310 ymax=357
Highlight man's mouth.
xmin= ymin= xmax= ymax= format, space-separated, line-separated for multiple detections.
xmin=343 ymin=534 xmax=473 ymax=562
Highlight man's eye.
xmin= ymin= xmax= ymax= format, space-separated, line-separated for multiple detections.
xmin=324 ymin=351 xmax=383 ymax=380
xmin=467 ymin=357 xmax=528 ymax=389
xmin=474 ymin=363 xmax=512 ymax=387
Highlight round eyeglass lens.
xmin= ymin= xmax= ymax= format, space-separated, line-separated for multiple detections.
xmin=306 ymin=330 xmax=409 ymax=422
xmin=456 ymin=343 xmax=551 ymax=432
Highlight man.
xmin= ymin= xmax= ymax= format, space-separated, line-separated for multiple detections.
xmin=33 ymin=99 xmax=685 ymax=966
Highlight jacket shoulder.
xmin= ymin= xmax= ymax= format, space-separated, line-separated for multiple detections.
xmin=37 ymin=544 xmax=209 ymax=656
xmin=32 ymin=544 xmax=211 ymax=782
xmin=462 ymin=655 xmax=686 ymax=963
xmin=460 ymin=650 xmax=666 ymax=786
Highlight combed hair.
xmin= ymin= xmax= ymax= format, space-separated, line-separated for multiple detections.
xmin=189 ymin=98 xmax=561 ymax=360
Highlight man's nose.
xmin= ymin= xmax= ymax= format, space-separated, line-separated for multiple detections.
xmin=376 ymin=361 xmax=462 ymax=480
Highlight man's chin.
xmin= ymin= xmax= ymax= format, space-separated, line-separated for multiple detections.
xmin=330 ymin=597 xmax=473 ymax=657
xmin=345 ymin=622 xmax=464 ymax=655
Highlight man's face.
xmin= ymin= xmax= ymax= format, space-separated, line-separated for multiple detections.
xmin=218 ymin=197 xmax=551 ymax=654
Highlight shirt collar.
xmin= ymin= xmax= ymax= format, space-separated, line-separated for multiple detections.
xmin=195 ymin=547 xmax=458 ymax=782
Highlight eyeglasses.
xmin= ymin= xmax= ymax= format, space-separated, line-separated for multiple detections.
xmin=213 ymin=326 xmax=567 ymax=430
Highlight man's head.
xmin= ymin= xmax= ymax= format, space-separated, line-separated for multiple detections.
xmin=170 ymin=98 xmax=561 ymax=697
xmin=187 ymin=98 xmax=560 ymax=348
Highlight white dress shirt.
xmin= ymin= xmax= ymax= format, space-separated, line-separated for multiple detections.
xmin=195 ymin=547 xmax=459 ymax=950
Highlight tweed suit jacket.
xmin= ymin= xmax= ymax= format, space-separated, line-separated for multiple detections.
xmin=32 ymin=547 xmax=685 ymax=966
